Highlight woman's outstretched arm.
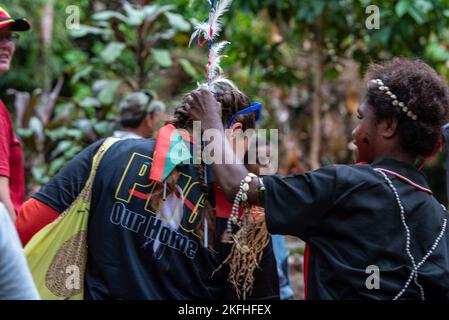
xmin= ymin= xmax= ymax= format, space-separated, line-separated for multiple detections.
xmin=185 ymin=89 xmax=339 ymax=239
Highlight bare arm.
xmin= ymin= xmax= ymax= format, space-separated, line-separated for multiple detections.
xmin=185 ymin=89 xmax=261 ymax=205
xmin=0 ymin=176 xmax=16 ymax=221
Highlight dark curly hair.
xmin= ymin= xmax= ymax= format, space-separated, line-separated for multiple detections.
xmin=365 ymin=58 xmax=449 ymax=158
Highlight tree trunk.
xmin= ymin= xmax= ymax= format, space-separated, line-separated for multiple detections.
xmin=309 ymin=13 xmax=324 ymax=170
xmin=40 ymin=0 xmax=54 ymax=94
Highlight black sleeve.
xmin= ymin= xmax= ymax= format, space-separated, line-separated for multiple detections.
xmin=32 ymin=139 xmax=105 ymax=213
xmin=263 ymin=165 xmax=338 ymax=240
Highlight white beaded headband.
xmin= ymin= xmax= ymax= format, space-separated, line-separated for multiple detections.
xmin=370 ymin=78 xmax=417 ymax=121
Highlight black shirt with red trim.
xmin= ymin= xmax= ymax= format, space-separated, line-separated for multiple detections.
xmin=263 ymin=158 xmax=449 ymax=300
xmin=32 ymin=138 xmax=279 ymax=300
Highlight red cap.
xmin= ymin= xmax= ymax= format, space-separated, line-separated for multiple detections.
xmin=0 ymin=6 xmax=31 ymax=31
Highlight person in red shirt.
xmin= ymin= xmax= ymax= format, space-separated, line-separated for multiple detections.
xmin=0 ymin=6 xmax=31 ymax=221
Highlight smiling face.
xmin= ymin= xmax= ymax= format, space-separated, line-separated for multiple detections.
xmin=352 ymin=99 xmax=380 ymax=163
xmin=0 ymin=29 xmax=15 ymax=75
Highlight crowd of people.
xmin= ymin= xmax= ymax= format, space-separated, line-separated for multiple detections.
xmin=2 ymin=5 xmax=449 ymax=300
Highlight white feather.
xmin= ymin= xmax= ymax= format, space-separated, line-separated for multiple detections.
xmin=209 ymin=56 xmax=226 ymax=79
xmin=189 ymin=21 xmax=210 ymax=47
xmin=189 ymin=0 xmax=233 ymax=46
xmin=208 ymin=41 xmax=230 ymax=78
xmin=210 ymin=0 xmax=233 ymax=40
xmin=197 ymin=82 xmax=209 ymax=89
xmin=210 ymin=41 xmax=230 ymax=59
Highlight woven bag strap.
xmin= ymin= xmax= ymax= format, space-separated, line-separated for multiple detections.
xmin=78 ymin=137 xmax=121 ymax=203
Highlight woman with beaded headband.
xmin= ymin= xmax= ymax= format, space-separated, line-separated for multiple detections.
xmin=185 ymin=58 xmax=449 ymax=300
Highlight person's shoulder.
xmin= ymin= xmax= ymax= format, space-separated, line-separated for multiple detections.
xmin=102 ymin=138 xmax=156 ymax=162
xmin=110 ymin=137 xmax=156 ymax=152
xmin=85 ymin=137 xmax=156 ymax=153
xmin=331 ymin=162 xmax=382 ymax=186
xmin=299 ymin=162 xmax=376 ymax=178
xmin=332 ymin=161 xmax=373 ymax=171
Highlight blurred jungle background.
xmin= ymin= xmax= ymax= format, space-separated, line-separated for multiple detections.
xmin=3 ymin=0 xmax=449 ymax=299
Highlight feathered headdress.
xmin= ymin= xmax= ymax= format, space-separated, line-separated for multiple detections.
xmin=189 ymin=0 xmax=236 ymax=91
xmin=189 ymin=1 xmax=270 ymax=301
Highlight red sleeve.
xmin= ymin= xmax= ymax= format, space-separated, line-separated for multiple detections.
xmin=16 ymin=198 xmax=60 ymax=246
xmin=0 ymin=112 xmax=11 ymax=178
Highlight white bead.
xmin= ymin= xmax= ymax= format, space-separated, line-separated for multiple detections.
xmin=399 ymin=102 xmax=404 ymax=107
xmin=241 ymin=245 xmax=250 ymax=254
xmin=393 ymin=100 xmax=398 ymax=106
xmin=407 ymin=111 xmax=413 ymax=117
xmin=244 ymin=176 xmax=252 ymax=183
xmin=242 ymin=183 xmax=249 ymax=191
xmin=412 ymin=115 xmax=417 ymax=120
xmin=241 ymin=193 xmax=248 ymax=201
xmin=386 ymin=91 xmax=392 ymax=96
xmin=391 ymin=94 xmax=397 ymax=100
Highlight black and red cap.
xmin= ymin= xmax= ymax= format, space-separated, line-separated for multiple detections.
xmin=0 ymin=6 xmax=31 ymax=31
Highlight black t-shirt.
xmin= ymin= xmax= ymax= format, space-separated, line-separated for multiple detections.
xmin=33 ymin=138 xmax=279 ymax=300
xmin=264 ymin=159 xmax=449 ymax=300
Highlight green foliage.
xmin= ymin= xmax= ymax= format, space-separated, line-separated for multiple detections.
xmin=3 ymin=1 xmax=197 ymax=188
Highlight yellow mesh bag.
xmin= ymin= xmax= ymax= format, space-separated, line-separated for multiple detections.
xmin=24 ymin=138 xmax=120 ymax=300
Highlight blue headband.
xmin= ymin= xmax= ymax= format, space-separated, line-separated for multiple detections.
xmin=226 ymin=102 xmax=262 ymax=128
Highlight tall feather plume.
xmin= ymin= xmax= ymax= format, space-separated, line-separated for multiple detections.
xmin=209 ymin=41 xmax=230 ymax=79
xmin=190 ymin=0 xmax=234 ymax=89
